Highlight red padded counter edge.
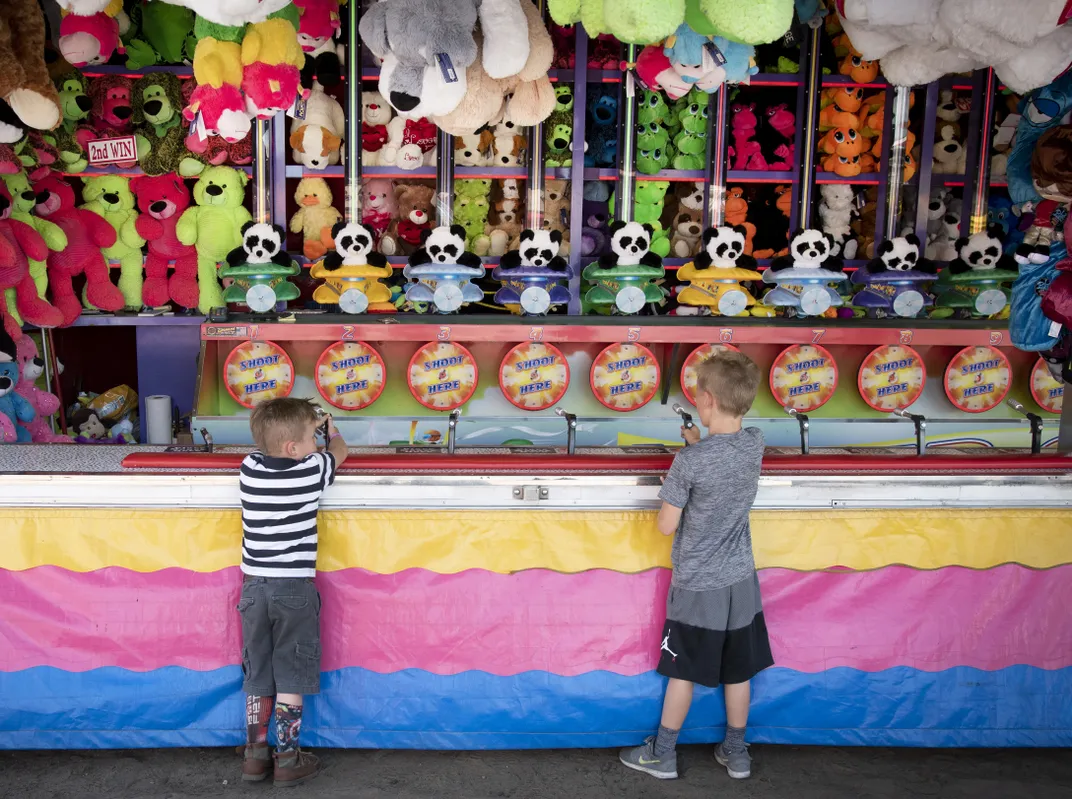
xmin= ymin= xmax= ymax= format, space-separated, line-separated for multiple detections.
xmin=121 ymin=452 xmax=1072 ymax=474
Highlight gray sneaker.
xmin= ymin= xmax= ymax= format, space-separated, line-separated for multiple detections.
xmin=714 ymin=741 xmax=751 ymax=779
xmin=618 ymin=736 xmax=678 ymax=779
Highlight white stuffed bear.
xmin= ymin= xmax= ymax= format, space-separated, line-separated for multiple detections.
xmin=932 ymin=127 xmax=966 ymax=174
xmin=382 ymin=116 xmax=437 ymax=170
xmin=360 ymin=91 xmax=393 ymax=166
xmin=818 ymin=184 xmax=857 ymax=258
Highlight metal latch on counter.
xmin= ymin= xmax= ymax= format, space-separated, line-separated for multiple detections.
xmin=512 ymin=486 xmax=550 ymax=502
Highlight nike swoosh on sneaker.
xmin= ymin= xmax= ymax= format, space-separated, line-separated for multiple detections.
xmin=638 ymin=757 xmax=661 ymax=765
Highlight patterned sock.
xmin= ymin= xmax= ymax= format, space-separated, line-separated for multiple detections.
xmin=723 ymin=724 xmax=746 ymax=754
xmin=274 ymin=702 xmax=304 ymax=753
xmin=653 ymin=724 xmax=680 ymax=756
xmin=245 ymin=695 xmax=272 ymax=744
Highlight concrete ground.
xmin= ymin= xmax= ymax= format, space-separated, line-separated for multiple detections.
xmin=2 ymin=746 xmax=1071 ymax=798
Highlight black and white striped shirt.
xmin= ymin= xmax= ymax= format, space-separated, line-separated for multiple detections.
xmin=240 ymin=451 xmax=337 ymax=578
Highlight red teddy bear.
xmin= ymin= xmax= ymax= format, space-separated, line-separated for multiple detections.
xmin=0 ymin=183 xmax=62 ymax=339
xmin=33 ymin=172 xmax=120 ymax=323
xmin=131 ymin=173 xmax=199 ymax=309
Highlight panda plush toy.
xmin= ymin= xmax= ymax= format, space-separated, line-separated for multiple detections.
xmin=948 ymin=227 xmax=1019 ymax=275
xmin=694 ymin=225 xmax=759 ymax=270
xmin=598 ymin=221 xmax=663 ymax=269
xmin=323 ymin=222 xmax=389 ymax=270
xmin=770 ymin=228 xmax=842 ymax=272
xmin=225 ymin=222 xmax=293 ymax=268
xmin=408 ymin=224 xmax=483 ymax=269
xmin=865 ymin=234 xmax=937 ymax=274
xmin=499 ymin=229 xmax=569 ymax=272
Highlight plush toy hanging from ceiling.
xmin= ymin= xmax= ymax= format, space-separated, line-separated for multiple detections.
xmin=177 ymin=0 xmax=306 ymax=143
xmin=834 ymin=0 xmax=1072 ymax=94
xmin=0 ymin=0 xmax=63 ymax=132
xmin=548 ymin=0 xmax=793 ymax=46
xmin=359 ymin=0 xmax=532 ymax=119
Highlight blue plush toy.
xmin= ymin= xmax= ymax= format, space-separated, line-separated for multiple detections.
xmin=988 ymin=196 xmax=1025 ymax=254
xmin=0 ymin=329 xmax=34 ymax=443
xmin=1006 ymin=73 xmax=1072 ymax=208
xmin=585 ymin=91 xmax=618 ymax=167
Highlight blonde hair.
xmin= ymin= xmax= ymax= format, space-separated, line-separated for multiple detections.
xmin=249 ymin=397 xmax=319 ymax=454
xmin=695 ymin=350 xmax=761 ymax=418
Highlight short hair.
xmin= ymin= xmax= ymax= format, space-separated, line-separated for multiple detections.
xmin=249 ymin=397 xmax=319 ymax=453
xmin=695 ymin=350 xmax=761 ymax=418
xmin=1031 ymin=125 xmax=1072 ymax=197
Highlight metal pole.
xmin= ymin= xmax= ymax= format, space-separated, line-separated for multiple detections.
xmin=614 ymin=44 xmax=638 ymax=223
xmin=912 ymin=81 xmax=940 ymax=245
xmin=566 ymin=25 xmax=588 ymax=315
xmin=437 ymin=129 xmax=455 ymax=226
xmin=704 ymin=86 xmax=728 ymax=227
xmin=1060 ymin=383 xmax=1072 ymax=452
xmin=796 ymin=26 xmax=822 ymax=228
xmin=879 ymin=87 xmax=910 ymax=242
xmin=345 ymin=0 xmax=363 ymax=222
xmin=525 ymin=0 xmax=548 ymax=231
xmin=963 ymin=68 xmax=996 ymax=235
xmin=252 ymin=118 xmax=270 ymax=223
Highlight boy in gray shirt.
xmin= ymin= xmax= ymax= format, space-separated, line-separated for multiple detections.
xmin=620 ymin=350 xmax=773 ymax=781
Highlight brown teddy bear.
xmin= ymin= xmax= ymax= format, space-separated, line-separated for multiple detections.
xmin=669 ymin=204 xmax=704 ymax=258
xmin=540 ymin=179 xmax=571 ymax=255
xmin=289 ymin=177 xmax=342 ymax=260
xmin=381 ymin=183 xmax=435 ymax=256
xmin=485 ymin=196 xmax=524 ymax=257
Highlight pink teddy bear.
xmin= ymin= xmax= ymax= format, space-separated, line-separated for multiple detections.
xmin=15 ymin=335 xmax=69 ymax=443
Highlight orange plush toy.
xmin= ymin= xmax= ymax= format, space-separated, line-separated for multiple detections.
xmin=819 ymin=126 xmax=866 ymax=157
xmin=724 ymin=187 xmax=757 ymax=256
xmin=822 ymin=153 xmax=863 ymax=177
xmin=818 ymin=87 xmax=863 ymax=131
xmin=840 ymin=46 xmax=879 ymax=84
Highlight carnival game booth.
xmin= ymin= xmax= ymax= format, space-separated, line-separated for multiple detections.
xmin=3 ymin=0 xmax=1072 ymax=753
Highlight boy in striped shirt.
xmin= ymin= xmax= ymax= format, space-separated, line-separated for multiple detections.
xmin=237 ymin=398 xmax=348 ymax=786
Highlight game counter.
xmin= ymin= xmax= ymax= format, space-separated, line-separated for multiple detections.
xmin=2 ymin=444 xmax=1071 ymax=749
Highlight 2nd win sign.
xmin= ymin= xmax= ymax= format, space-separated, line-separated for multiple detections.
xmin=87 ymin=136 xmax=138 ymax=167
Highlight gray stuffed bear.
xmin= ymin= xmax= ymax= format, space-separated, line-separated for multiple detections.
xmin=360 ymin=0 xmax=531 ymax=118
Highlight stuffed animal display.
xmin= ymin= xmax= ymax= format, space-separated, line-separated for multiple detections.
xmin=361 ymin=0 xmax=555 ymax=134
xmin=1 ymin=171 xmax=66 ymax=328
xmin=835 ymin=0 xmax=1072 ymax=93
xmin=0 ymin=327 xmax=34 ymax=442
xmin=80 ymin=175 xmax=146 ymax=308
xmin=0 ymin=180 xmax=62 ymax=337
xmin=290 ymin=81 xmax=345 ymax=170
xmin=290 ymin=177 xmax=342 ymax=260
xmin=176 ymin=166 xmax=252 ymax=313
xmin=15 ymin=334 xmax=68 ymax=443
xmin=549 ymin=0 xmax=793 ymax=47
xmin=380 ymin=182 xmax=435 ymax=256
xmin=131 ymin=173 xmax=199 ymax=309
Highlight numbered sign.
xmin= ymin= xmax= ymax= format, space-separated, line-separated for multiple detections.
xmin=499 ymin=342 xmax=570 ymax=411
xmin=223 ymin=340 xmax=294 ymax=409
xmin=769 ymin=344 xmax=838 ymax=412
xmin=407 ymin=341 xmax=479 ymax=411
xmin=590 ymin=343 xmax=660 ymax=412
xmin=943 ymin=345 xmax=1011 ymax=413
xmin=857 ymin=345 xmax=926 ymax=412
xmin=680 ymin=343 xmax=740 ymax=406
xmin=1030 ymin=357 xmax=1064 ymax=414
xmin=315 ymin=341 xmax=386 ymax=410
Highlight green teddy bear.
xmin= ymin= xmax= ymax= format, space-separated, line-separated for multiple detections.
xmin=454 ymin=181 xmax=492 ymax=255
xmin=607 ymin=181 xmax=671 ymax=258
xmin=544 ymin=113 xmax=573 ymax=167
xmin=638 ymin=90 xmax=669 ymax=126
xmin=80 ymin=177 xmax=147 ymax=309
xmin=1 ymin=172 xmax=68 ymax=326
xmin=176 ymin=167 xmax=252 ymax=313
xmin=53 ymin=72 xmax=91 ymax=174
xmin=553 ymin=84 xmax=574 ymax=115
xmin=673 ymin=100 xmax=709 ymax=170
xmin=132 ymin=72 xmax=204 ymax=177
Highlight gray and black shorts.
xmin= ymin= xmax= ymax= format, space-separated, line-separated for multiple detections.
xmin=237 ymin=576 xmax=322 ymax=696
xmin=657 ymin=571 xmax=774 ymax=688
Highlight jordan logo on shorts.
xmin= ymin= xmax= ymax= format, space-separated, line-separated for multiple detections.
xmin=661 ymin=631 xmax=677 ymax=661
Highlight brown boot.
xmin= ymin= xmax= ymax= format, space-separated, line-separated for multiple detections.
xmin=273 ymin=749 xmax=320 ymax=787
xmin=241 ymin=742 xmax=272 ymax=782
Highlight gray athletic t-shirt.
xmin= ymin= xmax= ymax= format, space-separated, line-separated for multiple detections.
xmin=658 ymin=427 xmax=764 ymax=590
